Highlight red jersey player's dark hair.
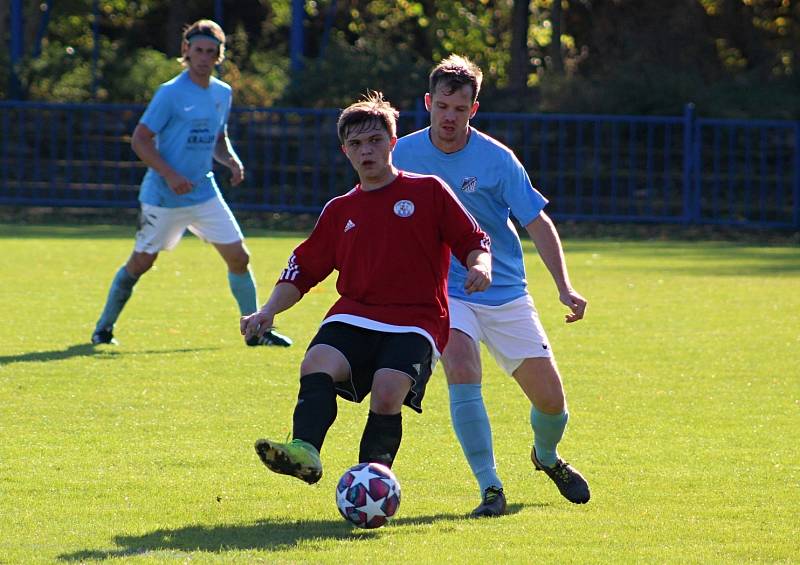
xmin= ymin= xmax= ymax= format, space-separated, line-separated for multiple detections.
xmin=337 ymin=91 xmax=399 ymax=144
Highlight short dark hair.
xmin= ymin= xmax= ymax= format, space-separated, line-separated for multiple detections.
xmin=429 ymin=54 xmax=483 ymax=103
xmin=337 ymin=91 xmax=399 ymax=144
xmin=180 ymin=19 xmax=226 ymax=65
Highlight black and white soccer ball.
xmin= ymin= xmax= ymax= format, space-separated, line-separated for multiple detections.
xmin=335 ymin=462 xmax=401 ymax=529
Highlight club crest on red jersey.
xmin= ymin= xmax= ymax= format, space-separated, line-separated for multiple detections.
xmin=393 ymin=200 xmax=415 ymax=217
xmin=461 ymin=176 xmax=478 ymax=193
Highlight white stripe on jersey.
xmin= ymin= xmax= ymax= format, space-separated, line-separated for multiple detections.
xmin=279 ymin=254 xmax=300 ymax=281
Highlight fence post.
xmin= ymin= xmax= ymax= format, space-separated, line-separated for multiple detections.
xmin=414 ymin=97 xmax=425 ymax=131
xmin=290 ymin=0 xmax=305 ymax=71
xmin=794 ymin=123 xmax=800 ymax=228
xmin=92 ymin=0 xmax=99 ymax=100
xmin=682 ymin=103 xmax=696 ymax=224
xmin=9 ymin=0 xmax=24 ymax=99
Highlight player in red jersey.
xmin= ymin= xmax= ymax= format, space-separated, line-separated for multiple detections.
xmin=241 ymin=92 xmax=492 ymax=484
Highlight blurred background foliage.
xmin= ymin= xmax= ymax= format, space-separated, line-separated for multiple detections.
xmin=2 ymin=0 xmax=798 ymax=117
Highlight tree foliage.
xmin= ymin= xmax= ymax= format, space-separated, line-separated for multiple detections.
xmin=3 ymin=0 xmax=798 ymax=117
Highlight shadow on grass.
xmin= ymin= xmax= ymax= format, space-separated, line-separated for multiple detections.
xmin=57 ymin=505 xmax=532 ymax=560
xmin=0 ymin=344 xmax=219 ymax=366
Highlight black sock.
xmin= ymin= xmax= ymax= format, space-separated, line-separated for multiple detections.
xmin=292 ymin=372 xmax=337 ymax=453
xmin=359 ymin=411 xmax=402 ymax=468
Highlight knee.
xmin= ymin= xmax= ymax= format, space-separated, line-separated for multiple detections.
xmin=226 ymin=249 xmax=250 ymax=274
xmin=514 ymin=358 xmax=566 ymax=413
xmin=299 ymin=352 xmax=322 ymax=376
xmin=370 ymin=379 xmax=407 ymax=414
xmin=535 ymin=394 xmax=566 ymax=414
xmin=443 ymin=358 xmax=480 ymax=385
xmin=370 ymin=388 xmax=400 ymax=414
xmin=127 ymin=252 xmax=156 ymax=276
xmin=300 ymin=345 xmax=348 ymax=380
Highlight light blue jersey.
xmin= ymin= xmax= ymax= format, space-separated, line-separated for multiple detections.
xmin=138 ymin=71 xmax=232 ymax=208
xmin=393 ymin=127 xmax=547 ymax=306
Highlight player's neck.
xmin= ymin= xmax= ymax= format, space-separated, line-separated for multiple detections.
xmin=359 ymin=166 xmax=398 ymax=192
xmin=187 ymin=69 xmax=211 ymax=88
xmin=431 ymin=127 xmax=470 ymax=154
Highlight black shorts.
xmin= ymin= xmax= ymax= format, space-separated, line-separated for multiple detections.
xmin=308 ymin=322 xmax=434 ymax=413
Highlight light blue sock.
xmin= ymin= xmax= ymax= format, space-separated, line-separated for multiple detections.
xmin=228 ymin=270 xmax=258 ymax=315
xmin=531 ymin=406 xmax=568 ymax=467
xmin=95 ymin=266 xmax=139 ymax=331
xmin=449 ymin=384 xmax=502 ymax=493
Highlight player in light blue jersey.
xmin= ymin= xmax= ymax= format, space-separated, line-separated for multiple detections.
xmin=91 ymin=19 xmax=290 ymax=348
xmin=393 ymin=55 xmax=590 ymax=516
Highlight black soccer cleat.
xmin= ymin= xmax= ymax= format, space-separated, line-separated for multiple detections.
xmin=470 ymin=486 xmax=507 ymax=518
xmin=246 ymin=329 xmax=293 ymax=347
xmin=91 ymin=327 xmax=118 ymax=345
xmin=531 ymin=447 xmax=590 ymax=504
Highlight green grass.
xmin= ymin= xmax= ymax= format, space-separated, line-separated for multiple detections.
xmin=1 ymin=224 xmax=798 ymax=564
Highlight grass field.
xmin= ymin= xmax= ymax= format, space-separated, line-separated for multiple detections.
xmin=1 ymin=224 xmax=798 ymax=564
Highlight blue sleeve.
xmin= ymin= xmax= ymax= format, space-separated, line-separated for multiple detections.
xmin=220 ymin=91 xmax=232 ymax=136
xmin=392 ymin=138 xmax=411 ymax=170
xmin=501 ymin=151 xmax=548 ymax=226
xmin=139 ymin=85 xmax=172 ymax=133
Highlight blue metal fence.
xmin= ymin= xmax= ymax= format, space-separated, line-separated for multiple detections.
xmin=0 ymin=101 xmax=797 ymax=227
xmin=692 ymin=116 xmax=799 ymax=227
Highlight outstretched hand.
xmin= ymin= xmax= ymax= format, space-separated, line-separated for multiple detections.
xmin=560 ymin=288 xmax=587 ymax=323
xmin=240 ymin=310 xmax=275 ymax=341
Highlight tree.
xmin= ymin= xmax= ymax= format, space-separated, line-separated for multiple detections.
xmin=1 ymin=0 xmax=797 ymax=117
xmin=548 ymin=0 xmax=563 ymax=74
xmin=509 ymin=0 xmax=531 ymax=91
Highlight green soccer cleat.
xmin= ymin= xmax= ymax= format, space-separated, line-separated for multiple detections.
xmin=531 ymin=446 xmax=590 ymax=504
xmin=254 ymin=438 xmax=322 ymax=484
xmin=470 ymin=486 xmax=507 ymax=518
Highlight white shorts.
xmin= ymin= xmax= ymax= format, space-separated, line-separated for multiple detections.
xmin=134 ymin=197 xmax=244 ymax=254
xmin=449 ymin=294 xmax=553 ymax=375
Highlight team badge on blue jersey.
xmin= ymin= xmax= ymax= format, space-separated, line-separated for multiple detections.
xmin=461 ymin=176 xmax=478 ymax=193
xmin=393 ymin=200 xmax=415 ymax=217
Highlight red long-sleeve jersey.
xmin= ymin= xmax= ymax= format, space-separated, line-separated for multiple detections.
xmin=277 ymin=171 xmax=490 ymax=355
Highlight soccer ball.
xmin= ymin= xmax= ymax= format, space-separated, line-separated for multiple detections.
xmin=335 ymin=462 xmax=401 ymax=529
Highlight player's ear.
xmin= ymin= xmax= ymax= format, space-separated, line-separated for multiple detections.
xmin=424 ymin=93 xmax=432 ymax=111
xmin=389 ymin=136 xmax=397 ymax=150
xmin=469 ymin=101 xmax=479 ymax=119
xmin=181 ymin=40 xmax=189 ymax=59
